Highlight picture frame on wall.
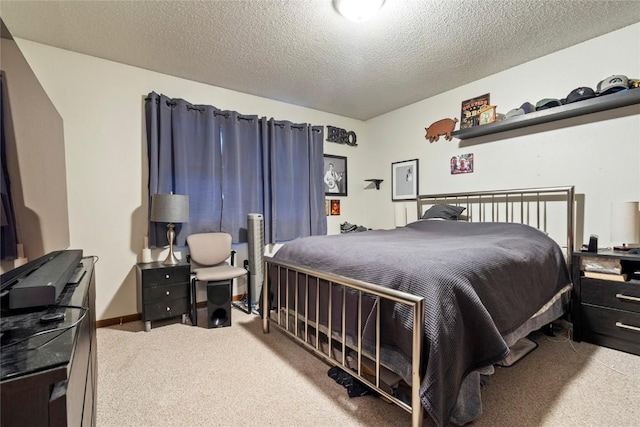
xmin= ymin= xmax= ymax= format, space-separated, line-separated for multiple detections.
xmin=451 ymin=153 xmax=474 ymax=175
xmin=330 ymin=200 xmax=341 ymax=215
xmin=324 ymin=154 xmax=347 ymax=197
xmin=391 ymin=159 xmax=419 ymax=201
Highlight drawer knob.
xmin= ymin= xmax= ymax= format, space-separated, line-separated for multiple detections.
xmin=615 ymin=322 xmax=640 ymax=333
xmin=616 ymin=293 xmax=640 ymax=303
xmin=166 ymin=307 xmax=171 ymax=311
xmin=166 ymin=290 xmax=170 ymax=295
xmin=165 ymin=274 xmax=170 ymax=279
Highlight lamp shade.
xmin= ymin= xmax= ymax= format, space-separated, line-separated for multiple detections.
xmin=150 ymin=193 xmax=189 ymax=223
xmin=611 ymin=201 xmax=640 ymax=245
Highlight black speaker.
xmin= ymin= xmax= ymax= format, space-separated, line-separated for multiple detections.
xmin=206 ymin=281 xmax=231 ymax=328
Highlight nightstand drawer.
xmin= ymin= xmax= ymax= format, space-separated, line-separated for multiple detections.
xmin=581 ymin=279 xmax=640 ymax=314
xmin=581 ymin=304 xmax=640 ymax=355
xmin=142 ymin=267 xmax=189 ymax=287
xmin=144 ymin=298 xmax=190 ymax=321
xmin=145 ymin=283 xmax=190 ymax=301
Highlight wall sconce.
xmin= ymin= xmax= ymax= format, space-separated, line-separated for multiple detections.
xmin=151 ymin=193 xmax=189 ymax=265
xmin=611 ymin=201 xmax=640 ymax=251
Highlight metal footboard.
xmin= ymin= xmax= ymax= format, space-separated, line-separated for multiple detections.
xmin=261 ymin=258 xmax=425 ymax=427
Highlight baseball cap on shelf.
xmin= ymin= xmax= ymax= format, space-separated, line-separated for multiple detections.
xmin=596 ymin=75 xmax=629 ymax=95
xmin=505 ymin=108 xmax=525 ymax=118
xmin=535 ymin=98 xmax=562 ymax=111
xmin=566 ymin=87 xmax=596 ymax=104
xmin=505 ymin=101 xmax=536 ymax=119
xmin=520 ymin=102 xmax=536 ymax=113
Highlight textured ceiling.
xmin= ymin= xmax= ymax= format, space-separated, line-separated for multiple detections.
xmin=1 ymin=1 xmax=638 ymax=120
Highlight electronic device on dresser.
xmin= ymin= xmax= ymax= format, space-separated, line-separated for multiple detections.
xmin=572 ymin=249 xmax=640 ymax=356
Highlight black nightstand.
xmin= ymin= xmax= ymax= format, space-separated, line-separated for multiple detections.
xmin=136 ymin=262 xmax=192 ymax=332
xmin=572 ymin=250 xmax=640 ymax=355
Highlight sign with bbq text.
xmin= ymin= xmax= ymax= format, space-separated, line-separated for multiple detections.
xmin=460 ymin=93 xmax=490 ymax=129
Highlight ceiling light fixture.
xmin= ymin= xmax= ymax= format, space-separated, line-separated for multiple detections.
xmin=333 ymin=0 xmax=385 ymax=22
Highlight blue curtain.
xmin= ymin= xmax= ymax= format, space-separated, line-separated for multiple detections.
xmin=145 ymin=92 xmax=326 ymax=246
xmin=146 ymin=93 xmax=223 ymax=247
xmin=219 ymin=111 xmax=264 ymax=242
xmin=266 ymin=119 xmax=326 ymax=242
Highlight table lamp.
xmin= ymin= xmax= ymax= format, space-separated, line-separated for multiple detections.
xmin=610 ymin=201 xmax=640 ymax=251
xmin=394 ymin=203 xmax=407 ymax=228
xmin=150 ymin=193 xmax=189 ymax=265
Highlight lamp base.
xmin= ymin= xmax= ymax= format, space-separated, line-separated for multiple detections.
xmin=161 ymin=223 xmax=181 ymax=265
xmin=162 ymin=252 xmax=181 ymax=265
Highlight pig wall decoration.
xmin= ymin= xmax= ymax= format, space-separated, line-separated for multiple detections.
xmin=425 ymin=118 xmax=458 ymax=143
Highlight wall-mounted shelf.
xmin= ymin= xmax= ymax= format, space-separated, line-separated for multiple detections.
xmin=365 ymin=179 xmax=383 ymax=190
xmin=451 ymin=89 xmax=640 ymax=140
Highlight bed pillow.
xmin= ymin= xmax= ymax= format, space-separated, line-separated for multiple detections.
xmin=422 ymin=204 xmax=466 ymax=220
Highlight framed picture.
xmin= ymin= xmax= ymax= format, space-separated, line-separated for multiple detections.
xmin=324 ymin=154 xmax=347 ymax=196
xmin=391 ymin=159 xmax=419 ymax=201
xmin=478 ymin=105 xmax=497 ymax=125
xmin=330 ymin=200 xmax=341 ymax=215
xmin=451 ymin=153 xmax=474 ymax=175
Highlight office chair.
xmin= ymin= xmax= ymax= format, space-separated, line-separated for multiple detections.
xmin=186 ymin=232 xmax=249 ymax=328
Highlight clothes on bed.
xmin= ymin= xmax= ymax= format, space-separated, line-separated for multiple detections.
xmin=271 ymin=219 xmax=570 ymax=427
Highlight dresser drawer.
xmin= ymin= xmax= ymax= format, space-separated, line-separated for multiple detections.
xmin=141 ymin=266 xmax=189 ymax=288
xmin=143 ymin=298 xmax=190 ymax=321
xmin=581 ymin=278 xmax=640 ymax=314
xmin=581 ymin=304 xmax=640 ymax=355
xmin=145 ymin=283 xmax=190 ymax=301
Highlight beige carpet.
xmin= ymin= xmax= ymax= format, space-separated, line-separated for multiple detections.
xmin=96 ymin=309 xmax=640 ymax=426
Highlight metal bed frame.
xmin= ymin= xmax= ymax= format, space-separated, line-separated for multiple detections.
xmin=260 ymin=186 xmax=575 ymax=427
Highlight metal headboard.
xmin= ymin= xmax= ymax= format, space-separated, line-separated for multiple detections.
xmin=416 ymin=186 xmax=575 ymax=267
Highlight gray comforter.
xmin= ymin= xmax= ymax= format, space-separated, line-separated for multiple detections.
xmin=272 ymin=220 xmax=570 ymax=427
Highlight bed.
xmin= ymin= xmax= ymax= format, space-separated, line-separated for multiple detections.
xmin=260 ymin=186 xmax=575 ymax=427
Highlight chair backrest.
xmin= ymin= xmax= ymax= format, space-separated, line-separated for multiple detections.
xmin=186 ymin=233 xmax=232 ymax=267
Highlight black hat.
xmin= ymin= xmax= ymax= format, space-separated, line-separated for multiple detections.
xmin=535 ymin=98 xmax=562 ymax=111
xmin=566 ymin=87 xmax=596 ymax=104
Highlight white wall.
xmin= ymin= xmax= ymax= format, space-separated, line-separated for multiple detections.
xmin=15 ymin=23 xmax=640 ymax=321
xmin=16 ymin=39 xmax=366 ymax=321
xmin=365 ymin=24 xmax=640 ymax=246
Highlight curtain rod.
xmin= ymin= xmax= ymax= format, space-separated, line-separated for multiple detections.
xmin=145 ymin=96 xmax=321 ymax=131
